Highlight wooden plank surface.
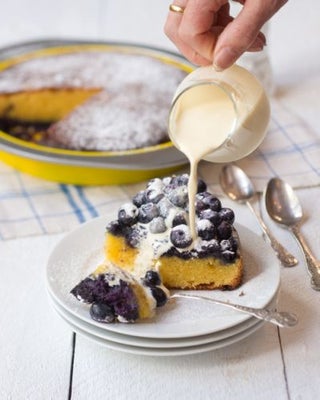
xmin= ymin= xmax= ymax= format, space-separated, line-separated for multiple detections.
xmin=0 ymin=234 xmax=72 ymax=400
xmin=0 ymin=1 xmax=320 ymax=399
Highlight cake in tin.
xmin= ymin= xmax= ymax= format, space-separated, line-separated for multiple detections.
xmin=0 ymin=49 xmax=187 ymax=151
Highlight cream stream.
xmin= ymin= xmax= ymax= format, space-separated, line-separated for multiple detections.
xmin=171 ymin=84 xmax=236 ymax=238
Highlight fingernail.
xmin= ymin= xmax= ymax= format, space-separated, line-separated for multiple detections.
xmin=214 ymin=47 xmax=241 ymax=70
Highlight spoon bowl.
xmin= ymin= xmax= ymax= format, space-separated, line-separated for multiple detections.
xmin=265 ymin=178 xmax=303 ymax=226
xmin=219 ymin=165 xmax=298 ymax=268
xmin=265 ymin=177 xmax=320 ymax=290
xmin=219 ymin=164 xmax=255 ymax=202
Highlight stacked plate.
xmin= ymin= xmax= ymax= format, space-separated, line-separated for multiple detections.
xmin=46 ymin=217 xmax=280 ymax=357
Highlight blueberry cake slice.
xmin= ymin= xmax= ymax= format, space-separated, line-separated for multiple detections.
xmin=105 ymin=174 xmax=243 ymax=290
xmin=71 ymin=262 xmax=169 ymax=323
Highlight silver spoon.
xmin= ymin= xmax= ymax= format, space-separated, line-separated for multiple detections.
xmin=171 ymin=293 xmax=298 ymax=328
xmin=219 ymin=165 xmax=298 ymax=268
xmin=265 ymin=178 xmax=320 ymax=290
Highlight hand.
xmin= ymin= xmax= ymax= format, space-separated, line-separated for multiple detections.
xmin=164 ymin=0 xmax=288 ymax=69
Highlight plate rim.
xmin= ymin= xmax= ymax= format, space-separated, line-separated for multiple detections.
xmin=48 ymin=292 xmax=274 ymax=348
xmin=46 ymin=215 xmax=281 ymax=339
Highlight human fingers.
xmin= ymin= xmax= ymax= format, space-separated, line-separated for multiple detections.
xmin=164 ymin=1 xmax=213 ymax=65
xmin=213 ymin=0 xmax=288 ymax=69
xmin=178 ymin=0 xmax=230 ymax=62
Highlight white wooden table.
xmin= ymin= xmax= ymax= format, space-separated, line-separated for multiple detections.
xmin=1 ymin=1 xmax=320 ymax=399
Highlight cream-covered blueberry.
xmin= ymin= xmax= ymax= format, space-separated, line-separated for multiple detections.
xmin=197 ymin=219 xmax=216 ymax=240
xmin=197 ymin=238 xmax=220 ymax=257
xmin=149 ymin=216 xmax=167 ymax=234
xmin=138 ymin=202 xmax=159 ymax=223
xmin=125 ymin=227 xmax=141 ymax=247
xmin=173 ymin=173 xmax=189 ymax=187
xmin=167 ymin=186 xmax=188 ymax=207
xmin=145 ymin=187 xmax=164 ymax=204
xmin=158 ymin=197 xmax=174 ymax=218
xmin=132 ymin=190 xmax=146 ymax=207
xmin=170 ymin=224 xmax=193 ymax=248
xmin=118 ymin=203 xmax=138 ymax=226
xmin=199 ymin=208 xmax=221 ymax=225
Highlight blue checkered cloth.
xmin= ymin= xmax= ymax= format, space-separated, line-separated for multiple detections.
xmin=0 ymin=99 xmax=319 ymax=240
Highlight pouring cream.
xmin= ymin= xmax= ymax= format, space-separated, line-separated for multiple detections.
xmin=168 ymin=64 xmax=270 ymax=240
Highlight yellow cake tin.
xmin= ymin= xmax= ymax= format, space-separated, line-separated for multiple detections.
xmin=0 ymin=40 xmax=192 ymax=185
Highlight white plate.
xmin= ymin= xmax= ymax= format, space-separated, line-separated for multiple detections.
xmin=51 ymin=300 xmax=265 ymax=357
xmin=48 ymin=293 xmax=275 ymax=348
xmin=46 ymin=216 xmax=280 ymax=339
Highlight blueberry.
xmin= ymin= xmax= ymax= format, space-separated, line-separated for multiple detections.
xmin=198 ymin=239 xmax=220 ymax=256
xmin=144 ymin=270 xmax=161 ymax=286
xmin=222 ymin=250 xmax=237 ymax=262
xmin=199 ymin=209 xmax=221 ymax=225
xmin=158 ymin=197 xmax=174 ymax=218
xmin=168 ymin=186 xmax=188 ymax=208
xmin=195 ymin=198 xmax=208 ymax=214
xmin=150 ymin=287 xmax=168 ymax=307
xmin=217 ymin=221 xmax=233 ymax=239
xmin=197 ymin=179 xmax=207 ymax=193
xmin=162 ymin=176 xmax=173 ymax=186
xmin=219 ymin=208 xmax=235 ymax=224
xmin=174 ymin=174 xmax=189 ymax=186
xmin=220 ymin=238 xmax=238 ymax=252
xmin=197 ymin=219 xmax=216 ymax=240
xmin=90 ymin=302 xmax=115 ymax=323
xmin=145 ymin=188 xmax=164 ymax=204
xmin=132 ymin=190 xmax=146 ymax=207
xmin=106 ymin=220 xmax=123 ymax=236
xmin=172 ymin=212 xmax=188 ymax=227
xmin=196 ymin=192 xmax=221 ymax=211
xmin=125 ymin=227 xmax=141 ymax=247
xmin=118 ymin=203 xmax=138 ymax=226
xmin=147 ymin=177 xmax=163 ymax=189
xmin=170 ymin=224 xmax=193 ymax=248
xmin=149 ymin=217 xmax=167 ymax=234
xmin=138 ymin=203 xmax=159 ymax=223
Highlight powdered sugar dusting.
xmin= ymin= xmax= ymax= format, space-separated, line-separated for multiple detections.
xmin=0 ymin=51 xmax=187 ymax=151
xmin=47 ymin=84 xmax=173 ymax=151
xmin=0 ymin=51 xmax=186 ymax=93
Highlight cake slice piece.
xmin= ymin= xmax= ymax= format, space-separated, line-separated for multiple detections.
xmin=105 ymin=174 xmax=243 ymax=290
xmin=70 ymin=262 xmax=169 ymax=323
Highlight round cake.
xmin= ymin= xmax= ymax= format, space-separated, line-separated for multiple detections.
xmin=0 ymin=50 xmax=187 ymax=151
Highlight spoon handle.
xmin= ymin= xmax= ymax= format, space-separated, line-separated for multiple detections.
xmin=291 ymin=226 xmax=320 ymax=290
xmin=171 ymin=293 xmax=298 ymax=328
xmin=246 ymin=201 xmax=298 ymax=268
